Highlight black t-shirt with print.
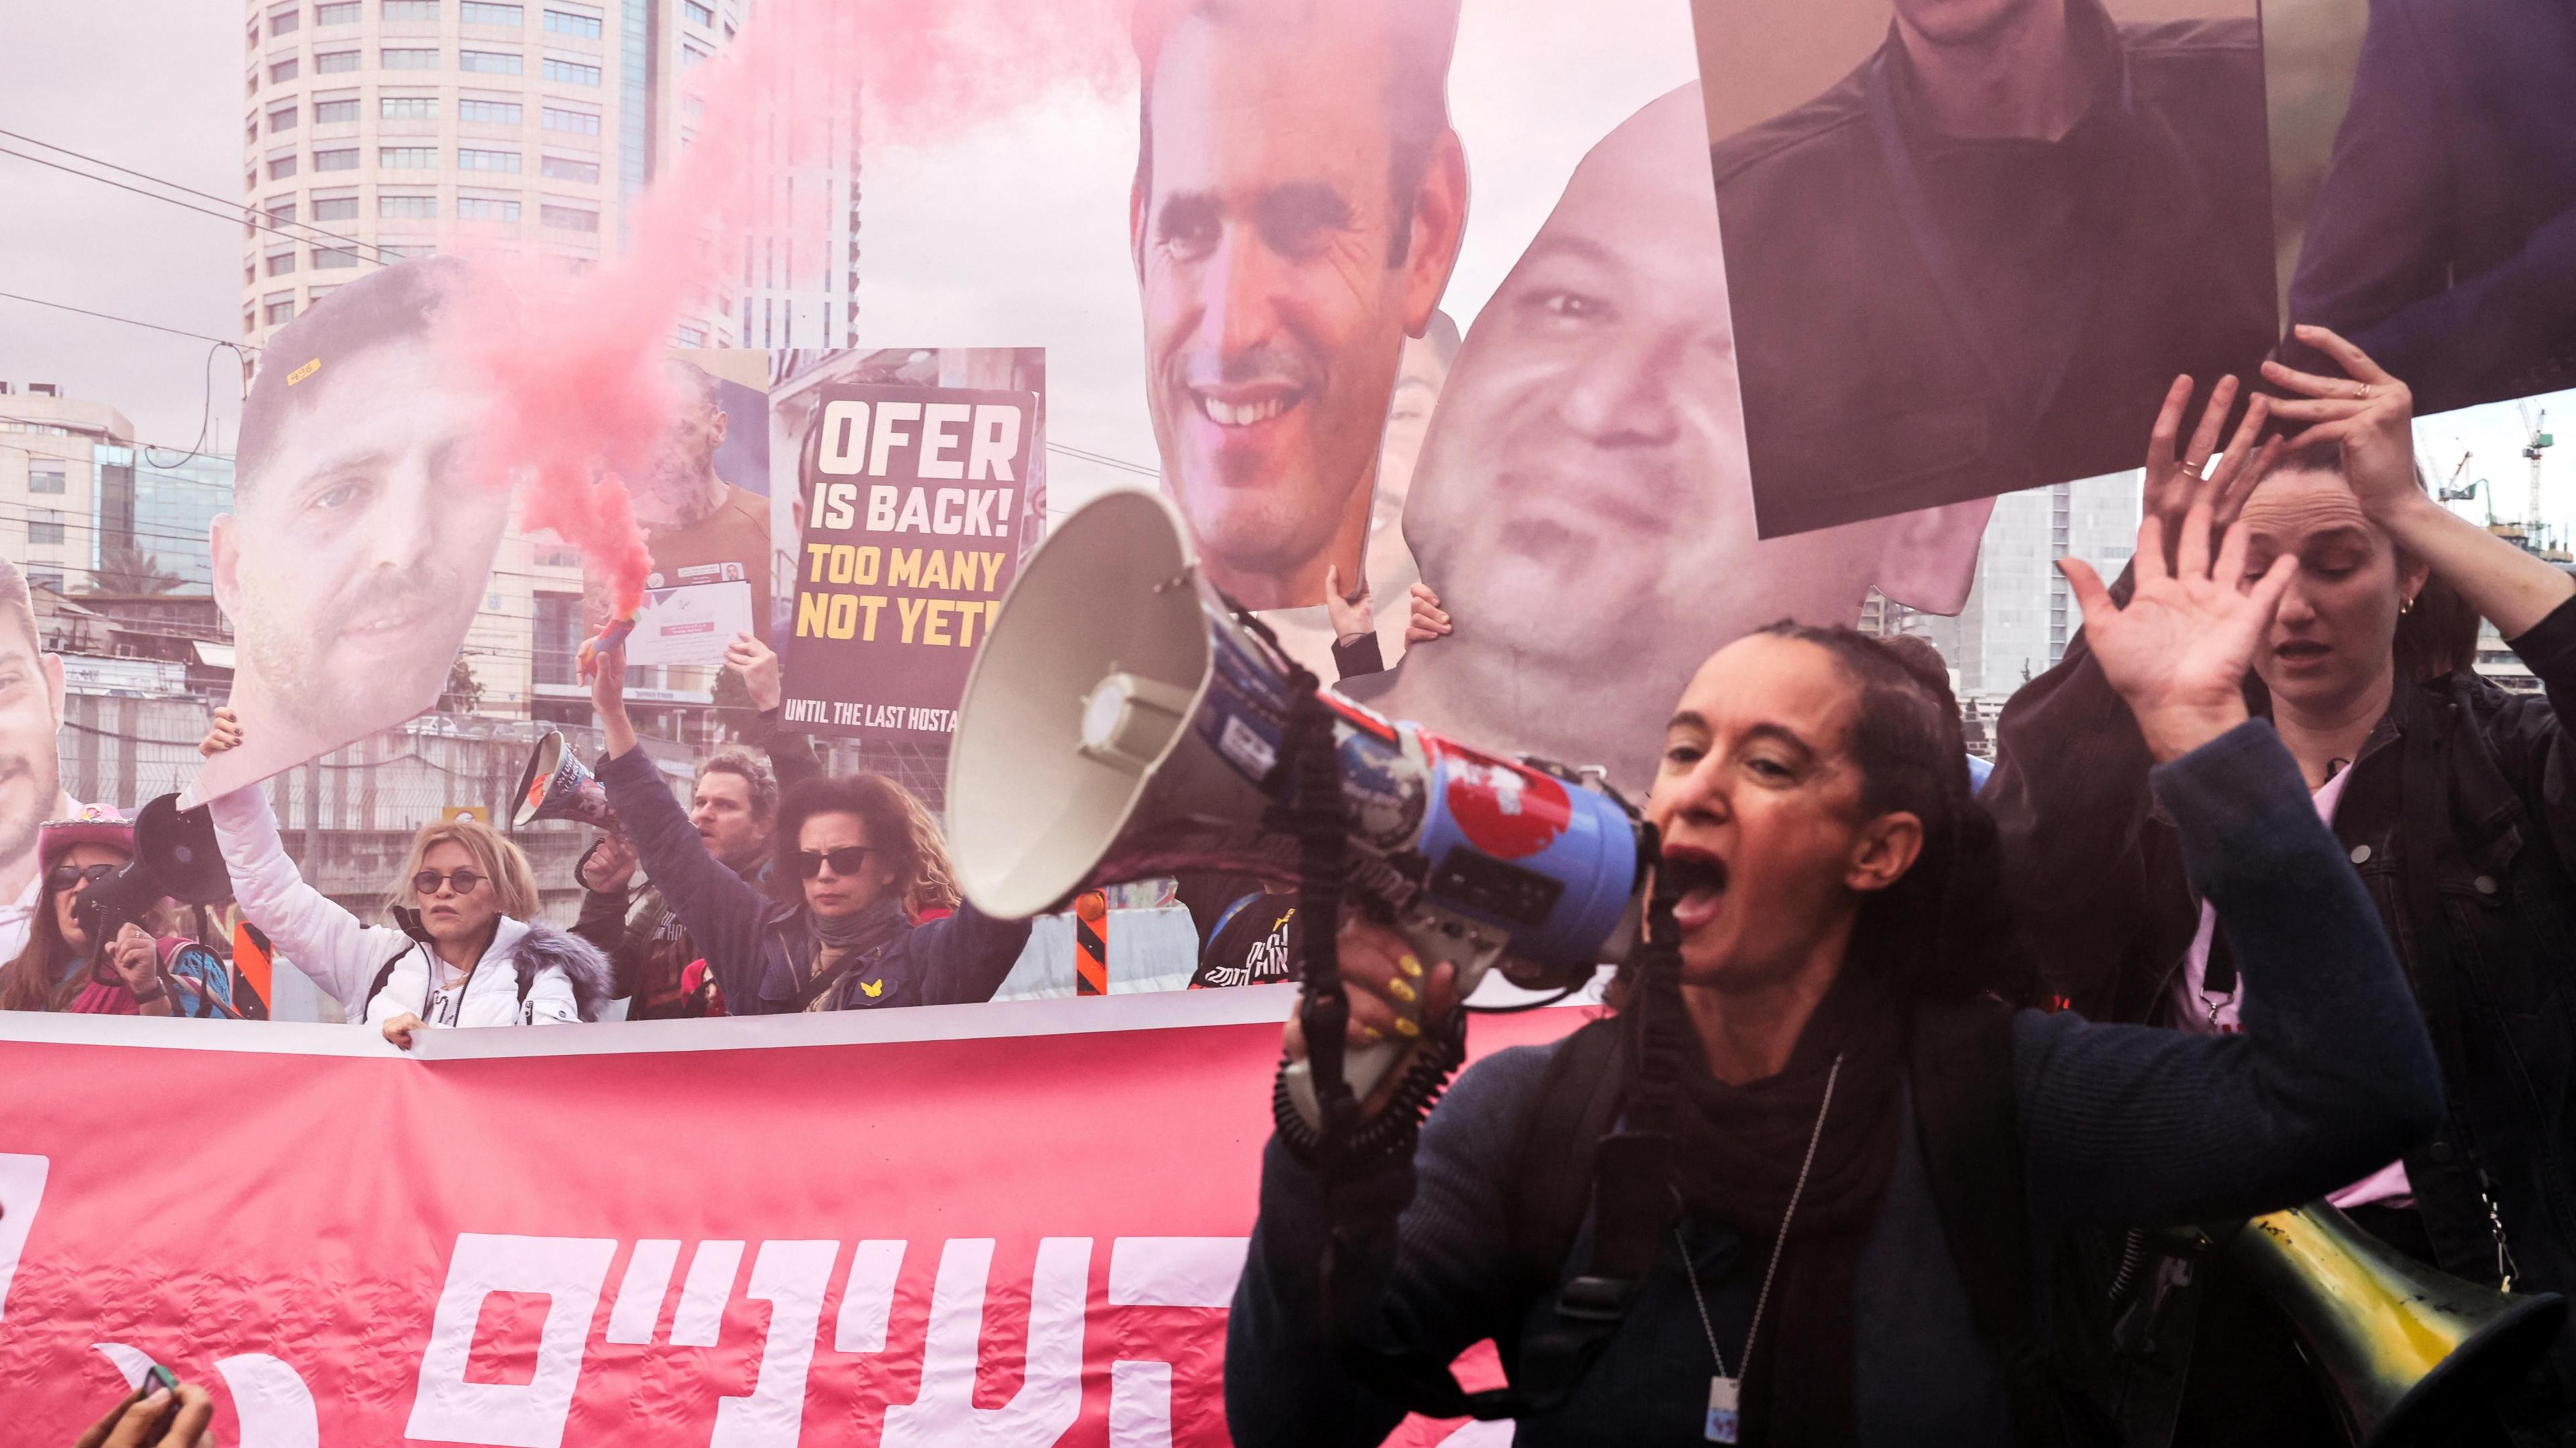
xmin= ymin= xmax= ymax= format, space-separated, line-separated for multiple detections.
xmin=1191 ymin=893 xmax=1301 ymax=989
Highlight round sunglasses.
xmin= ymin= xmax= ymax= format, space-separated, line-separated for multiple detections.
xmin=411 ymin=869 xmax=488 ymax=897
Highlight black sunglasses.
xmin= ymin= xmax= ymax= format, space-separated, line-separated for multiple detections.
xmin=46 ymin=862 xmax=119 ymax=895
xmin=798 ymin=846 xmax=872 ymax=879
xmin=411 ymin=869 xmax=488 ymax=897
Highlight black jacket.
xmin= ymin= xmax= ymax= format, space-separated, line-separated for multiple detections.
xmin=2282 ymin=0 xmax=2576 ymax=414
xmin=572 ymin=710 xmax=818 ymax=1017
xmin=1986 ymin=596 xmax=2576 ymax=1437
xmin=1710 ymin=0 xmax=2273 ymax=537
xmin=1229 ymin=724 xmax=2440 ymax=1444
xmin=595 ymin=744 xmax=1030 ymax=1015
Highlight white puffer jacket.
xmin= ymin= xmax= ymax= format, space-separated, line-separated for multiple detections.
xmin=209 ymin=785 xmax=610 ymax=1028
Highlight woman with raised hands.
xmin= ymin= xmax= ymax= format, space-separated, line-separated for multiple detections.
xmin=1987 ymin=328 xmax=2576 ymax=1442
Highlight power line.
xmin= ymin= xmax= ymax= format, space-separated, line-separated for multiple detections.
xmin=0 ymin=146 xmax=400 ymax=267
xmin=0 ymin=292 xmax=261 ymax=355
xmin=1045 ymin=441 xmax=1160 ymax=479
xmin=0 ymin=126 xmax=387 ymax=264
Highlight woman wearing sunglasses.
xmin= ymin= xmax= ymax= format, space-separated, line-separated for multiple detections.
xmin=0 ymin=805 xmax=235 ymax=1017
xmin=587 ymin=648 xmax=1030 ymax=1013
xmin=198 ymin=709 xmax=612 ymax=1046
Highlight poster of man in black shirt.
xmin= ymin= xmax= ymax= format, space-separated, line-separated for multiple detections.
xmin=1697 ymin=0 xmax=2274 ymax=537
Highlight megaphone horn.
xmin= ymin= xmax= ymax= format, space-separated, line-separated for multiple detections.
xmin=133 ymin=792 xmax=232 ymax=906
xmin=513 ymin=730 xmax=622 ymax=834
xmin=949 ymin=490 xmax=1646 ymax=1107
xmin=2218 ymin=1200 xmax=2568 ymax=1447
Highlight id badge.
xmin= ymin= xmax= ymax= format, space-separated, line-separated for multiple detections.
xmin=1706 ymin=1375 xmax=1740 ymax=1443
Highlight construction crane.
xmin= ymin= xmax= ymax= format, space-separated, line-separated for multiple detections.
xmin=2524 ymin=403 xmax=2555 ymax=536
xmin=2436 ymin=448 xmax=2487 ymax=519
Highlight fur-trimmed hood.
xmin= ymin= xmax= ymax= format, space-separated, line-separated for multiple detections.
xmin=507 ymin=919 xmax=617 ymax=1023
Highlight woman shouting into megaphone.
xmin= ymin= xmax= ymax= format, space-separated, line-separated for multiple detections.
xmin=1225 ymin=487 xmax=2448 ymax=1445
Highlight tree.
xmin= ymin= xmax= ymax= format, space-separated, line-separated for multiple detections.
xmin=85 ymin=540 xmax=184 ymax=596
xmin=440 ymin=655 xmax=486 ymax=714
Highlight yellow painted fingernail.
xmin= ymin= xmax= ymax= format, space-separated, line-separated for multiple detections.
xmin=1358 ymin=1025 xmax=1383 ymax=1044
xmin=1393 ymin=1015 xmax=1421 ymax=1038
xmin=1386 ymin=977 xmax=1417 ymax=1005
xmin=1398 ymin=953 xmax=1424 ymax=979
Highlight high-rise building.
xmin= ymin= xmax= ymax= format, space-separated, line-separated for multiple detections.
xmin=0 ymin=385 xmax=234 ymax=598
xmin=1907 ymin=472 xmax=2143 ymax=699
xmin=237 ymin=0 xmax=862 ymax=351
xmin=237 ymin=0 xmax=751 ymax=347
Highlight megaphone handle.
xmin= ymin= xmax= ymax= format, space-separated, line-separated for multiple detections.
xmin=1283 ymin=952 xmax=1495 ymax=1131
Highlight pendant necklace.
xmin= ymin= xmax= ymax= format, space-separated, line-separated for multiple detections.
xmin=1677 ymin=1052 xmax=1843 ymax=1444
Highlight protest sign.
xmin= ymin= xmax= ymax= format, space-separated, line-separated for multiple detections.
xmin=782 ymin=382 xmax=1038 ymax=741
xmin=0 ymin=989 xmax=1576 ymax=1446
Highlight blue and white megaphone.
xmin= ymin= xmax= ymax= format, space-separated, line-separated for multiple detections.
xmin=947 ymin=490 xmax=1644 ymax=1113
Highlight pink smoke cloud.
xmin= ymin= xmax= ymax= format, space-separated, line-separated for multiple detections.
xmin=435 ymin=0 xmax=1128 ymax=628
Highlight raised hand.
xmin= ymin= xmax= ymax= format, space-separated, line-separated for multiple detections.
xmin=2260 ymin=326 xmax=2420 ymax=522
xmin=2141 ymin=374 xmax=2279 ymax=573
xmin=577 ymin=834 xmax=639 ymax=894
xmin=108 ymin=924 xmax=160 ymax=996
xmin=2060 ymin=496 xmax=2297 ymax=763
xmin=722 ymin=630 xmax=783 ymax=712
xmin=1324 ymin=565 xmax=1375 ymax=645
xmin=1403 ymin=582 xmax=1450 ymax=645
xmin=197 ymin=707 xmax=242 ymax=758
xmin=588 ymin=636 xmax=639 ymax=759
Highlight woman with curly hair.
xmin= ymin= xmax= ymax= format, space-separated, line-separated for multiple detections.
xmin=587 ymin=649 xmax=1027 ymax=1014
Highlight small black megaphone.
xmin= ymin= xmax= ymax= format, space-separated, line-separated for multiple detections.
xmin=513 ymin=730 xmax=623 ymax=834
xmin=78 ymin=792 xmax=235 ymax=949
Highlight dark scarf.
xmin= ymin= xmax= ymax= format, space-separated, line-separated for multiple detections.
xmin=801 ymin=898 xmax=910 ymax=1003
xmin=1665 ymin=962 xmax=1906 ymax=1448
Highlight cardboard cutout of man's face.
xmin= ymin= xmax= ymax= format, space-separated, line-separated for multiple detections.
xmin=0 ymin=614 xmax=66 ymax=901
xmin=1393 ymin=86 xmax=1988 ymax=787
xmin=197 ymin=339 xmax=511 ymax=801
xmin=1130 ymin=5 xmax=1466 ymax=611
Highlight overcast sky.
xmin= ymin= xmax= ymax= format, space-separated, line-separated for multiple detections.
xmin=0 ymin=3 xmax=244 ymax=450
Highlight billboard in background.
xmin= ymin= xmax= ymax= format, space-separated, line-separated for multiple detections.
xmin=780 ymin=364 xmax=1042 ymax=742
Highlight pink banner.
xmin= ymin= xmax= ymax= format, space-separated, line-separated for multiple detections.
xmin=0 ymin=987 xmax=1580 ymax=1445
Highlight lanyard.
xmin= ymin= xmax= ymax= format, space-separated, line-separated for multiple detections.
xmin=1860 ymin=43 xmax=2125 ymax=430
xmin=1677 ymin=1054 xmax=1845 ymax=1444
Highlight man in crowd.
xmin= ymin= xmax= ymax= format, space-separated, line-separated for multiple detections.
xmin=1710 ymin=0 xmax=2273 ymax=537
xmin=572 ymin=749 xmax=780 ymax=1019
xmin=1349 ymin=85 xmax=1994 ymax=793
xmin=1129 ymin=0 xmax=1469 ymax=610
xmin=195 ymin=258 xmax=513 ymax=801
xmin=625 ymin=357 xmax=772 ymax=642
xmin=0 ymin=557 xmax=79 ymax=964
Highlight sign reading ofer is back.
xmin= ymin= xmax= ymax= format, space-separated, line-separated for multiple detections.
xmin=784 ymin=382 xmax=1038 ymax=740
